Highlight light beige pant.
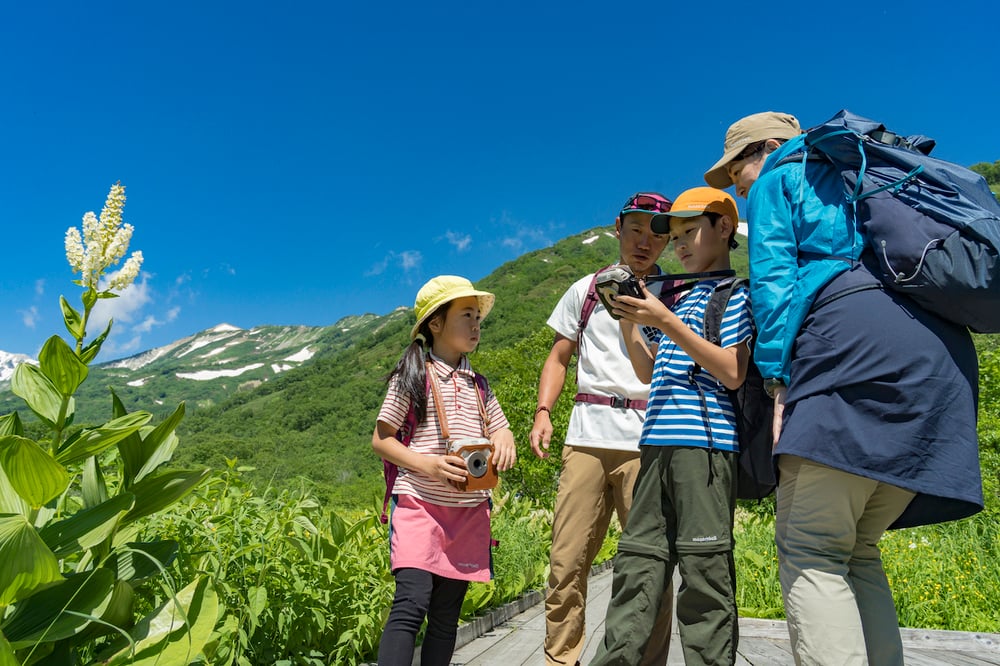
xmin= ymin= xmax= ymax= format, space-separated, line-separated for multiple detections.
xmin=544 ymin=445 xmax=673 ymax=666
xmin=775 ymin=455 xmax=916 ymax=666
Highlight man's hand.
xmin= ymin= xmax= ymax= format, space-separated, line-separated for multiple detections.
xmin=530 ymin=410 xmax=553 ymax=459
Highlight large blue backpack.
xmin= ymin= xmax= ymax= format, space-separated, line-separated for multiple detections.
xmin=781 ymin=110 xmax=1000 ymax=332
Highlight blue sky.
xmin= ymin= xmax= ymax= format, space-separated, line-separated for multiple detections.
xmin=2 ymin=0 xmax=997 ymax=361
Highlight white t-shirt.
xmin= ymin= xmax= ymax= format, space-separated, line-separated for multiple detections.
xmin=546 ymin=272 xmax=663 ymax=452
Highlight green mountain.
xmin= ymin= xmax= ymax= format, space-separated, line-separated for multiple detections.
xmin=0 ymin=319 xmax=398 ymax=425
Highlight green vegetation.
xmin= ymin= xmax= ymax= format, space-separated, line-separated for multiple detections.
xmin=3 ymin=182 xmax=998 ymax=664
xmin=971 ymin=159 xmax=1000 ymax=196
xmin=0 ymin=184 xmax=214 ymax=665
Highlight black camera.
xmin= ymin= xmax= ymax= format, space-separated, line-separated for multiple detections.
xmin=594 ymin=265 xmax=644 ymax=319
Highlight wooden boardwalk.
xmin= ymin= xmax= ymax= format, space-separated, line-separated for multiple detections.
xmin=446 ymin=567 xmax=1000 ymax=665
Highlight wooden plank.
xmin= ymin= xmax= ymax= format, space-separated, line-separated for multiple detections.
xmin=444 ymin=566 xmax=1000 ymax=666
xmin=900 ymin=626 xmax=1000 ymax=652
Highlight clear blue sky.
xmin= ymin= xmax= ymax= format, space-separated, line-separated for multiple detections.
xmin=2 ymin=0 xmax=997 ymax=360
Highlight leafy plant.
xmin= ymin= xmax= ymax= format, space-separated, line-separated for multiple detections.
xmin=0 ymin=183 xmax=214 ymax=665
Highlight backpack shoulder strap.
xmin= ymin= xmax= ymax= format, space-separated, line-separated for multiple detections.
xmin=578 ymin=266 xmax=613 ymax=341
xmin=772 ymin=150 xmax=828 ymax=171
xmin=702 ymin=276 xmax=746 ymax=345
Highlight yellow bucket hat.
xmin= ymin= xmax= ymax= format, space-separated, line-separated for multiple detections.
xmin=411 ymin=275 xmax=495 ymax=340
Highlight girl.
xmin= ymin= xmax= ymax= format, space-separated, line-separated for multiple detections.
xmin=372 ymin=275 xmax=517 ymax=666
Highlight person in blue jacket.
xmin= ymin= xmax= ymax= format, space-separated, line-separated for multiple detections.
xmin=704 ymin=112 xmax=982 ymax=665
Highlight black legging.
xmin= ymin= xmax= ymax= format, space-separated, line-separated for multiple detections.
xmin=377 ymin=568 xmax=470 ymax=666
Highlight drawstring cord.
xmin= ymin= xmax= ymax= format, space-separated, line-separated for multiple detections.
xmin=689 ymin=365 xmax=715 ymax=488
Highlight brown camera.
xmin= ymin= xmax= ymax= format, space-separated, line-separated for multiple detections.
xmin=447 ymin=437 xmax=497 ymax=491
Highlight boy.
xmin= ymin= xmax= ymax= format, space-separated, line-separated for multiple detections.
xmin=591 ymin=187 xmax=752 ymax=666
xmin=531 ymin=192 xmax=676 ymax=666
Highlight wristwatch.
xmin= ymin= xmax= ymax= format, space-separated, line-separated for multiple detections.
xmin=763 ymin=378 xmax=786 ymax=399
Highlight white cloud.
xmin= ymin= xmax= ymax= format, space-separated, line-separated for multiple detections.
xmin=91 ymin=274 xmax=152 ymax=329
xmin=19 ymin=306 xmax=39 ymax=329
xmin=444 ymin=230 xmax=472 ymax=252
xmin=400 ymin=251 xmax=421 ymax=271
xmin=34 ymin=279 xmax=45 ymax=297
xmin=133 ymin=306 xmax=180 ymax=334
xmin=366 ymin=250 xmax=423 ymax=276
xmin=494 ymin=210 xmax=551 ymax=253
xmin=87 ymin=273 xmax=173 ymax=356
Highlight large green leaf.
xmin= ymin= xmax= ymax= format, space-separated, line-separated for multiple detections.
xmin=0 ymin=632 xmax=17 ymax=666
xmin=9 ymin=364 xmax=71 ymax=430
xmin=79 ymin=318 xmax=113 ymax=366
xmin=59 ymin=295 xmax=84 ymax=342
xmin=1 ymin=569 xmax=115 ymax=648
xmin=55 ymin=412 xmax=152 ymax=466
xmin=102 ymin=576 xmax=218 ymax=666
xmin=38 ymin=336 xmax=88 ymax=397
xmin=111 ymin=391 xmax=144 ymax=488
xmin=37 ymin=493 xmax=135 ymax=558
xmin=0 ymin=437 xmax=70 ymax=509
xmin=133 ymin=402 xmax=185 ymax=483
xmin=0 ymin=514 xmax=62 ymax=607
xmin=0 ymin=413 xmax=23 ymax=437
xmin=82 ymin=456 xmax=109 ymax=509
xmin=0 ymin=467 xmax=29 ymax=517
xmin=109 ymin=541 xmax=179 ymax=583
xmin=121 ymin=469 xmax=211 ymax=525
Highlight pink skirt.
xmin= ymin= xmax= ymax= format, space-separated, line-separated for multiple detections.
xmin=389 ymin=494 xmax=493 ymax=582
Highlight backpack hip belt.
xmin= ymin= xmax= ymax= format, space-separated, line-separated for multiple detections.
xmin=574 ymin=392 xmax=647 ymax=411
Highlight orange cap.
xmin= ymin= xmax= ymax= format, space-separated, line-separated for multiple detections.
xmin=650 ymin=187 xmax=739 ymax=233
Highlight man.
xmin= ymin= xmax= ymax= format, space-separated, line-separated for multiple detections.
xmin=530 ymin=192 xmax=676 ymax=666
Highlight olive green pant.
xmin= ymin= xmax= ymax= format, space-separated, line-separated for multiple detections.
xmin=592 ymin=446 xmax=738 ymax=666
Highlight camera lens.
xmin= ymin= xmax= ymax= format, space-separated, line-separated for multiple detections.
xmin=466 ymin=450 xmax=489 ymax=478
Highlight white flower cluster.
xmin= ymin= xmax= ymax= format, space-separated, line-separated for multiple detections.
xmin=64 ymin=182 xmax=144 ymax=291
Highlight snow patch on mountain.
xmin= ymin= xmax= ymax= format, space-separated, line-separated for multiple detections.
xmin=176 ymin=363 xmax=265 ymax=381
xmin=0 ymin=351 xmax=36 ymax=382
xmin=284 ymin=347 xmax=314 ymax=363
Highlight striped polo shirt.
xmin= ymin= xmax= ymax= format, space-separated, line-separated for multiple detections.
xmin=641 ymin=280 xmax=753 ymax=452
xmin=377 ymin=352 xmax=510 ymax=507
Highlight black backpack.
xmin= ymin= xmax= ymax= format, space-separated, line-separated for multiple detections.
xmin=779 ymin=109 xmax=1000 ymax=333
xmin=696 ymin=277 xmax=776 ymax=500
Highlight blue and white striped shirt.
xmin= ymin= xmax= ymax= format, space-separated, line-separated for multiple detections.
xmin=641 ymin=280 xmax=753 ymax=452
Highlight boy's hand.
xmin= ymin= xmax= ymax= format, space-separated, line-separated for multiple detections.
xmin=490 ymin=428 xmax=517 ymax=471
xmin=612 ymin=281 xmax=670 ymax=328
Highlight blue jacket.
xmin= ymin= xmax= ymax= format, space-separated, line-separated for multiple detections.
xmin=746 ymin=134 xmax=865 ymax=383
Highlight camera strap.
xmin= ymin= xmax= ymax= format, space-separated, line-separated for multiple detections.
xmin=646 ymin=269 xmax=736 ymax=298
xmin=426 ymin=360 xmax=490 ymax=441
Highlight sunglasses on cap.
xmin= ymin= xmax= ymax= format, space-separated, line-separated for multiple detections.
xmin=619 ymin=192 xmax=672 ymax=215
